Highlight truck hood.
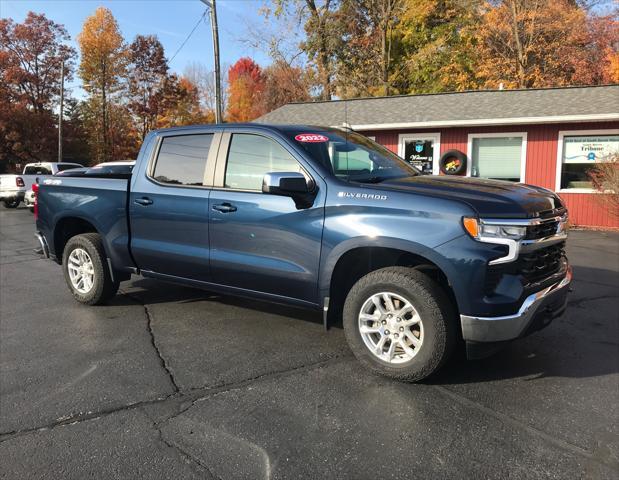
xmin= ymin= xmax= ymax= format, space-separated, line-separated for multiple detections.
xmin=375 ymin=175 xmax=564 ymax=218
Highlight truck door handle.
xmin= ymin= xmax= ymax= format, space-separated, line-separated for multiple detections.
xmin=212 ymin=203 xmax=237 ymax=213
xmin=134 ymin=197 xmax=153 ymax=206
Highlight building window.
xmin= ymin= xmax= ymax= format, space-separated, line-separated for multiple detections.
xmin=468 ymin=133 xmax=526 ymax=182
xmin=557 ymin=131 xmax=619 ymax=191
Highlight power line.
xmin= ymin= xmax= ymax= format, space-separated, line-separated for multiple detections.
xmin=168 ymin=10 xmax=207 ymax=64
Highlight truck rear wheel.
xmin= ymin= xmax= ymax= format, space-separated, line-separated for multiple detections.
xmin=343 ymin=267 xmax=456 ymax=382
xmin=3 ymin=199 xmax=20 ymax=208
xmin=62 ymin=233 xmax=119 ymax=305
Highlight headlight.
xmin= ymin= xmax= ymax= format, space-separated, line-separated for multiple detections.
xmin=463 ymin=217 xmax=523 ymax=265
xmin=462 ymin=215 xmax=567 ymax=266
xmin=462 ymin=218 xmax=526 ymax=241
xmin=479 ymin=223 xmax=526 ymax=240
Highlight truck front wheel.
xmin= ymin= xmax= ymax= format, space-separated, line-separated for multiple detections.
xmin=62 ymin=233 xmax=119 ymax=305
xmin=343 ymin=267 xmax=456 ymax=382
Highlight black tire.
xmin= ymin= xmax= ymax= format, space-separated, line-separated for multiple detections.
xmin=62 ymin=233 xmax=119 ymax=305
xmin=439 ymin=149 xmax=467 ymax=175
xmin=343 ymin=267 xmax=456 ymax=382
xmin=3 ymin=199 xmax=20 ymax=208
xmin=28 ymin=207 xmax=35 ymax=213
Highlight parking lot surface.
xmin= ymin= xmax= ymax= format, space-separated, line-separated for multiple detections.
xmin=1 ymin=206 xmax=618 ymax=479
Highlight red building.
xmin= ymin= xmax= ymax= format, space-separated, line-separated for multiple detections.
xmin=257 ymin=85 xmax=619 ymax=228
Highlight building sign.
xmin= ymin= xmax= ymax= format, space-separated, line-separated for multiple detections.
xmin=404 ymin=139 xmax=434 ymax=173
xmin=563 ymin=135 xmax=619 ymax=163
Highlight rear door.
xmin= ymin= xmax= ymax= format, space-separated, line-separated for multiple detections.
xmin=129 ymin=130 xmax=220 ymax=282
xmin=208 ymin=129 xmax=326 ymax=304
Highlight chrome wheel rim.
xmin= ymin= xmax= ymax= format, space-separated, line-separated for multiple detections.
xmin=358 ymin=291 xmax=424 ymax=364
xmin=67 ymin=248 xmax=95 ymax=294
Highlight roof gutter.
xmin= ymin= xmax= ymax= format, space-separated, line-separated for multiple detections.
xmin=350 ymin=113 xmax=619 ymax=131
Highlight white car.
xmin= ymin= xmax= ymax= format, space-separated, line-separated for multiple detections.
xmin=0 ymin=162 xmax=82 ymax=208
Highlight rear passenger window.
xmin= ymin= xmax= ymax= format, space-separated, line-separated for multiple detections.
xmin=153 ymin=134 xmax=213 ymax=186
xmin=225 ymin=134 xmax=300 ymax=190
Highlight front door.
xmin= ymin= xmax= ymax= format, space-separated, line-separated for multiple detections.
xmin=129 ymin=132 xmax=216 ymax=282
xmin=398 ymin=133 xmax=441 ymax=175
xmin=208 ymin=131 xmax=325 ymax=304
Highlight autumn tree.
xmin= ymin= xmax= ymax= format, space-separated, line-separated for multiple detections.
xmin=260 ymin=60 xmax=311 ymax=112
xmin=77 ymin=7 xmax=128 ymax=162
xmin=226 ymin=58 xmax=266 ymax=122
xmin=0 ymin=12 xmax=75 ymax=169
xmin=474 ymin=0 xmax=614 ymax=88
xmin=184 ymin=61 xmax=227 ymax=120
xmin=336 ymin=0 xmax=406 ymax=97
xmin=157 ymin=75 xmax=210 ymax=128
xmin=273 ymin=0 xmax=340 ymax=100
xmin=61 ymin=98 xmax=90 ymax=164
xmin=0 ymin=12 xmax=74 ymax=112
xmin=127 ymin=34 xmax=169 ymax=140
xmin=582 ymin=13 xmax=619 ymax=84
xmin=395 ymin=0 xmax=482 ymax=93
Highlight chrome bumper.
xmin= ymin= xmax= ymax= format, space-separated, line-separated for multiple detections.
xmin=460 ymin=266 xmax=572 ymax=342
xmin=0 ymin=190 xmax=24 ymax=200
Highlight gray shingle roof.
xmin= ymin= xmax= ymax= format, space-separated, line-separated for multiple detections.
xmin=254 ymin=85 xmax=619 ymax=129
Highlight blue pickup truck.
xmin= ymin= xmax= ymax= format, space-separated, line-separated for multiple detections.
xmin=35 ymin=124 xmax=571 ymax=381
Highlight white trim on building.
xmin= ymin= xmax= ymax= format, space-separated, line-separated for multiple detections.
xmin=352 ymin=113 xmax=619 ymax=131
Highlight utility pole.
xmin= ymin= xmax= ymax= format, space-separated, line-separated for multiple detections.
xmin=58 ymin=59 xmax=64 ymax=162
xmin=200 ymin=0 xmax=222 ymax=123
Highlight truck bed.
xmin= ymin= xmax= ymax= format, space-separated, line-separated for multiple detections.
xmin=37 ymin=176 xmax=134 ymax=271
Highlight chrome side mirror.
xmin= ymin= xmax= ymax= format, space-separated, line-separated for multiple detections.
xmin=262 ymin=172 xmax=316 ymax=209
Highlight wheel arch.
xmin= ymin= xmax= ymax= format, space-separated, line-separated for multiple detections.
xmin=321 ymin=237 xmax=461 ymax=328
xmin=52 ymin=215 xmax=103 ymax=263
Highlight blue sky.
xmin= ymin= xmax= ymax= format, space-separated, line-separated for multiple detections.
xmin=0 ymin=0 xmax=280 ymax=96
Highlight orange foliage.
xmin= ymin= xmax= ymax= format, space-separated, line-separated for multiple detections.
xmin=156 ymin=75 xmax=212 ymax=128
xmin=77 ymin=7 xmax=127 ymax=94
xmin=475 ymin=0 xmax=619 ymax=89
xmin=226 ymin=57 xmax=266 ymax=122
xmin=77 ymin=7 xmax=130 ymax=162
xmin=608 ymin=52 xmax=619 ymax=83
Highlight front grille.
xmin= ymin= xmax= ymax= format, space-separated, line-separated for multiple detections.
xmin=518 ymin=242 xmax=565 ymax=284
xmin=484 ymin=241 xmax=566 ymax=295
xmin=525 ymin=220 xmax=559 ymax=240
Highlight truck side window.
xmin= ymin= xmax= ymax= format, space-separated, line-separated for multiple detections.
xmin=225 ymin=134 xmax=300 ymax=190
xmin=153 ymin=134 xmax=213 ymax=186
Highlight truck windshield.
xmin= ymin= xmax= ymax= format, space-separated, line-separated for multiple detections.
xmin=286 ymin=129 xmax=419 ymax=183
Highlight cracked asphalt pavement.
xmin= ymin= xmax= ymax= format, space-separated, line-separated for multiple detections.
xmin=1 ymin=206 xmax=618 ymax=479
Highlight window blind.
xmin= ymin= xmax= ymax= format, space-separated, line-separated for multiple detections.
xmin=471 ymin=137 xmax=522 ymax=181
